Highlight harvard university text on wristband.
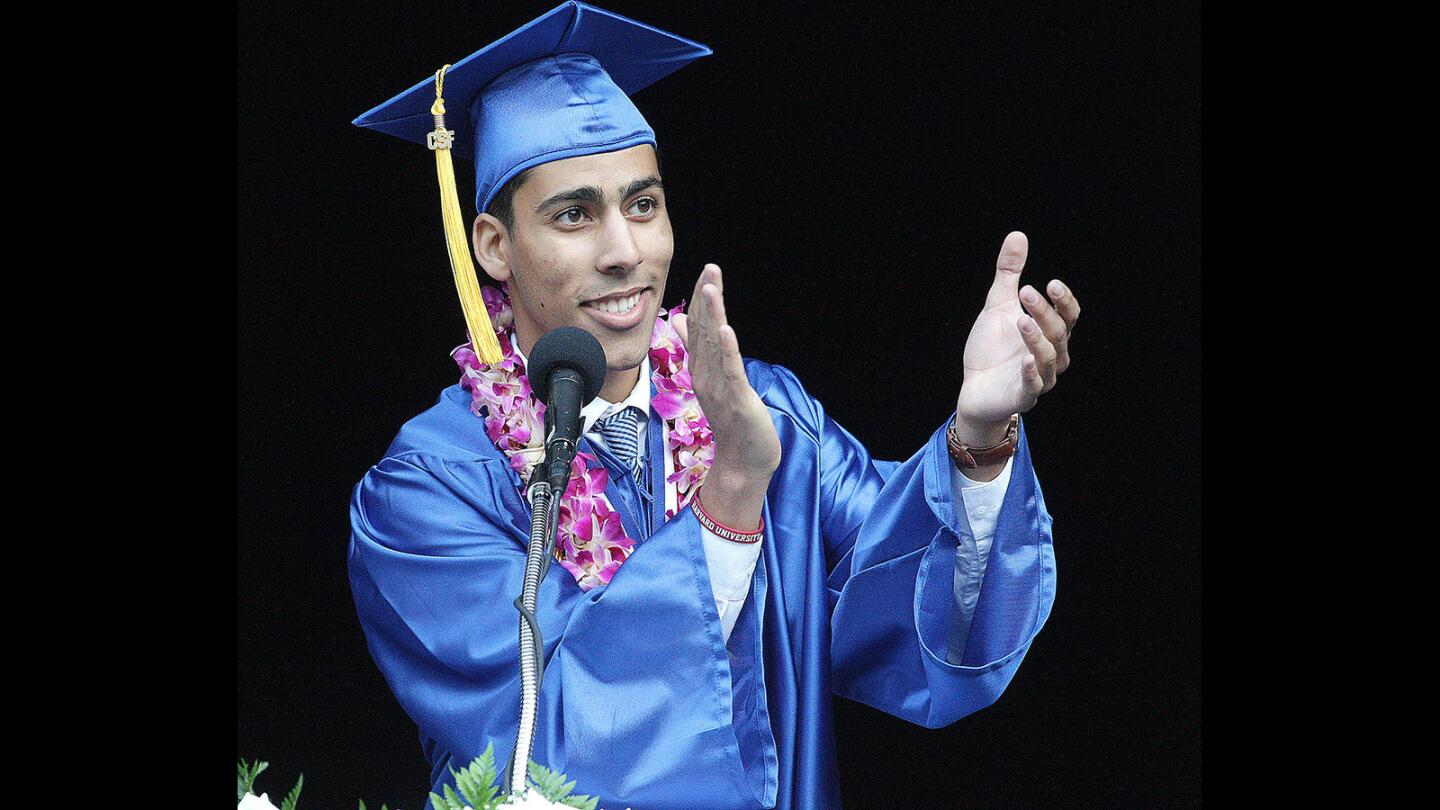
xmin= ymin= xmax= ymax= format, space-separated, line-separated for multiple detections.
xmin=692 ymin=491 xmax=765 ymax=544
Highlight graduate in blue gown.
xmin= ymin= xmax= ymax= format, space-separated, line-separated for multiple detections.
xmin=347 ymin=4 xmax=1080 ymax=808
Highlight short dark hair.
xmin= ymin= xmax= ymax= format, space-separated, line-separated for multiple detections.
xmin=484 ymin=167 xmax=536 ymax=235
xmin=483 ymin=144 xmax=665 ymax=234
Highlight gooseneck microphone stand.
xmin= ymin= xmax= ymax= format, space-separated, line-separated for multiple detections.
xmin=508 ymin=423 xmax=571 ymax=797
xmin=501 ymin=327 xmax=604 ymax=799
xmin=509 ymin=469 xmax=561 ymax=795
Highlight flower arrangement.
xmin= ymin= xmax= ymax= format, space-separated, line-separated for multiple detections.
xmin=236 ymin=743 xmax=614 ymax=810
xmin=236 ymin=759 xmax=300 ymax=810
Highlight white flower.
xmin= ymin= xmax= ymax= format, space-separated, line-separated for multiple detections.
xmin=238 ymin=792 xmax=281 ymax=810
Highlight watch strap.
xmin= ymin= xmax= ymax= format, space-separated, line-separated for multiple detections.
xmin=946 ymin=414 xmax=1019 ymax=469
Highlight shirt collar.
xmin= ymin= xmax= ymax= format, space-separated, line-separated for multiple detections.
xmin=511 ymin=338 xmax=650 ymax=435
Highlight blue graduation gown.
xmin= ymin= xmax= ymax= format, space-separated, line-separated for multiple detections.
xmin=347 ymin=359 xmax=1056 ymax=809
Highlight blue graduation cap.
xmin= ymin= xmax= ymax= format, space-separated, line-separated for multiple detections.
xmin=352 ymin=2 xmax=712 ymax=364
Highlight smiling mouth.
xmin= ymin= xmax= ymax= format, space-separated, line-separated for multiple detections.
xmin=582 ymin=287 xmax=646 ymax=315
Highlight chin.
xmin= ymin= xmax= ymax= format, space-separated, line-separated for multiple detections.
xmin=604 ymin=329 xmax=654 ymax=371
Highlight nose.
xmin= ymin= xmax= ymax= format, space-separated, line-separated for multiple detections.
xmin=594 ymin=208 xmax=643 ymax=275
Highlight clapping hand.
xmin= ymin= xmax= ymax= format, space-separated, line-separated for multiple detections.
xmin=671 ymin=263 xmax=781 ymax=529
xmin=954 ymin=232 xmax=1080 ymax=463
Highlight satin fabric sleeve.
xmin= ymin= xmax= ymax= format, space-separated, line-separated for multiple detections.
xmin=699 ymin=442 xmax=1010 ymax=649
xmin=762 ymin=364 xmax=1056 ymax=729
xmin=347 ymin=452 xmax=776 ymax=810
xmin=698 ymin=398 xmax=1010 ymax=651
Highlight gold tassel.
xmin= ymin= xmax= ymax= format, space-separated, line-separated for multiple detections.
xmin=429 ymin=65 xmax=503 ymax=366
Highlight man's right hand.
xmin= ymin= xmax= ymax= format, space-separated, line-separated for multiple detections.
xmin=671 ymin=263 xmax=781 ymax=531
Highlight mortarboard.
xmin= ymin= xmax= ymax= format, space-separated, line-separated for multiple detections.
xmin=352 ymin=1 xmax=712 ymax=364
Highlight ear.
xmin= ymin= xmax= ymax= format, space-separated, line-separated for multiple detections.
xmin=472 ymin=213 xmax=512 ymax=283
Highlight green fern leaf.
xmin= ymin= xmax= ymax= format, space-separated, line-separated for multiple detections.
xmin=457 ymin=761 xmax=502 ymax=809
xmin=238 ymin=759 xmax=270 ymax=801
xmin=478 ymin=742 xmax=497 ymax=778
xmin=447 ymin=743 xmax=503 ymax=810
xmin=454 ymin=762 xmax=483 ymax=805
xmin=431 ymin=790 xmax=462 ymax=810
xmin=280 ymin=773 xmax=303 ymax=810
xmin=526 ymin=761 xmax=579 ymax=802
xmin=476 ymin=742 xmax=499 ymax=801
xmin=560 ymin=793 xmax=599 ymax=810
xmin=525 ymin=762 xmax=554 ymax=796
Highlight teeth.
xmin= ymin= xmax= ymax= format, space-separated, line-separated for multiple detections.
xmin=590 ymin=292 xmax=641 ymax=315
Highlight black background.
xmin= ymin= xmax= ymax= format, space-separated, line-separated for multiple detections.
xmin=239 ymin=1 xmax=1200 ymax=807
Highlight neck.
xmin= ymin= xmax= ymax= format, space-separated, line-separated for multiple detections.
xmin=600 ymin=365 xmax=641 ymax=403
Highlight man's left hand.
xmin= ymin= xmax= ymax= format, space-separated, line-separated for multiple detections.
xmin=953 ymin=231 xmax=1080 ymax=457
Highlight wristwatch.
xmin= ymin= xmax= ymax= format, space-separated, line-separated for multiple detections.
xmin=946 ymin=414 xmax=1020 ymax=469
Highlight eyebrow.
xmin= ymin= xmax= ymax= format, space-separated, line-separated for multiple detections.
xmin=533 ymin=175 xmax=664 ymax=214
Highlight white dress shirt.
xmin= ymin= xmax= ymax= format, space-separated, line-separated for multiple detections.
xmin=514 ymin=342 xmax=1010 ymax=648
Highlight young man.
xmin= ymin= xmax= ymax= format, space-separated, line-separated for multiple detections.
xmin=348 ymin=4 xmax=1078 ymax=808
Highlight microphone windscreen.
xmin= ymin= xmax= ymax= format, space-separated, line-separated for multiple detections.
xmin=527 ymin=327 xmax=608 ymax=402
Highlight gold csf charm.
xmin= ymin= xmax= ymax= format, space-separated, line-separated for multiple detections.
xmin=427 ymin=127 xmax=454 ymax=150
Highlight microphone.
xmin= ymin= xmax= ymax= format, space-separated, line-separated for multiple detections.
xmin=507 ymin=326 xmax=605 ymax=795
xmin=526 ymin=327 xmax=607 ymax=492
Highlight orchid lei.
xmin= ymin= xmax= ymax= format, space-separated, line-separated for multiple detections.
xmin=451 ymin=284 xmax=715 ymax=592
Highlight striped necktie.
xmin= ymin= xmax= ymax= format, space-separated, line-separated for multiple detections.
xmin=593 ymin=406 xmax=645 ymax=486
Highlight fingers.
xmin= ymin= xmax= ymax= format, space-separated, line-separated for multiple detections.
xmin=1017 ymin=313 xmax=1058 ymax=392
xmin=1021 ymin=353 xmax=1045 ymax=399
xmin=985 ymin=229 xmax=1076 ymax=382
xmin=690 ymin=263 xmax=722 ymax=309
xmin=688 ymin=265 xmax=716 ymax=364
xmin=700 ymin=282 xmax=745 ymax=380
xmin=685 ymin=262 xmax=749 ymax=399
xmin=689 ymin=264 xmax=711 ymax=327
xmin=1021 ymin=284 xmax=1071 ymax=374
xmin=702 ymin=277 xmax=729 ymax=335
xmin=692 ymin=281 xmax=721 ymax=367
xmin=705 ymin=262 xmax=723 ymax=296
xmin=688 ymin=263 xmax=723 ymax=336
xmin=671 ymin=312 xmax=688 ymax=345
xmin=986 ymin=231 xmax=1028 ymax=307
xmin=1047 ymin=278 xmax=1080 ymax=333
xmin=718 ymin=323 xmax=747 ymax=382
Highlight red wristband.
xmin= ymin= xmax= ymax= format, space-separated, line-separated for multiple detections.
xmin=692 ymin=491 xmax=764 ymax=544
